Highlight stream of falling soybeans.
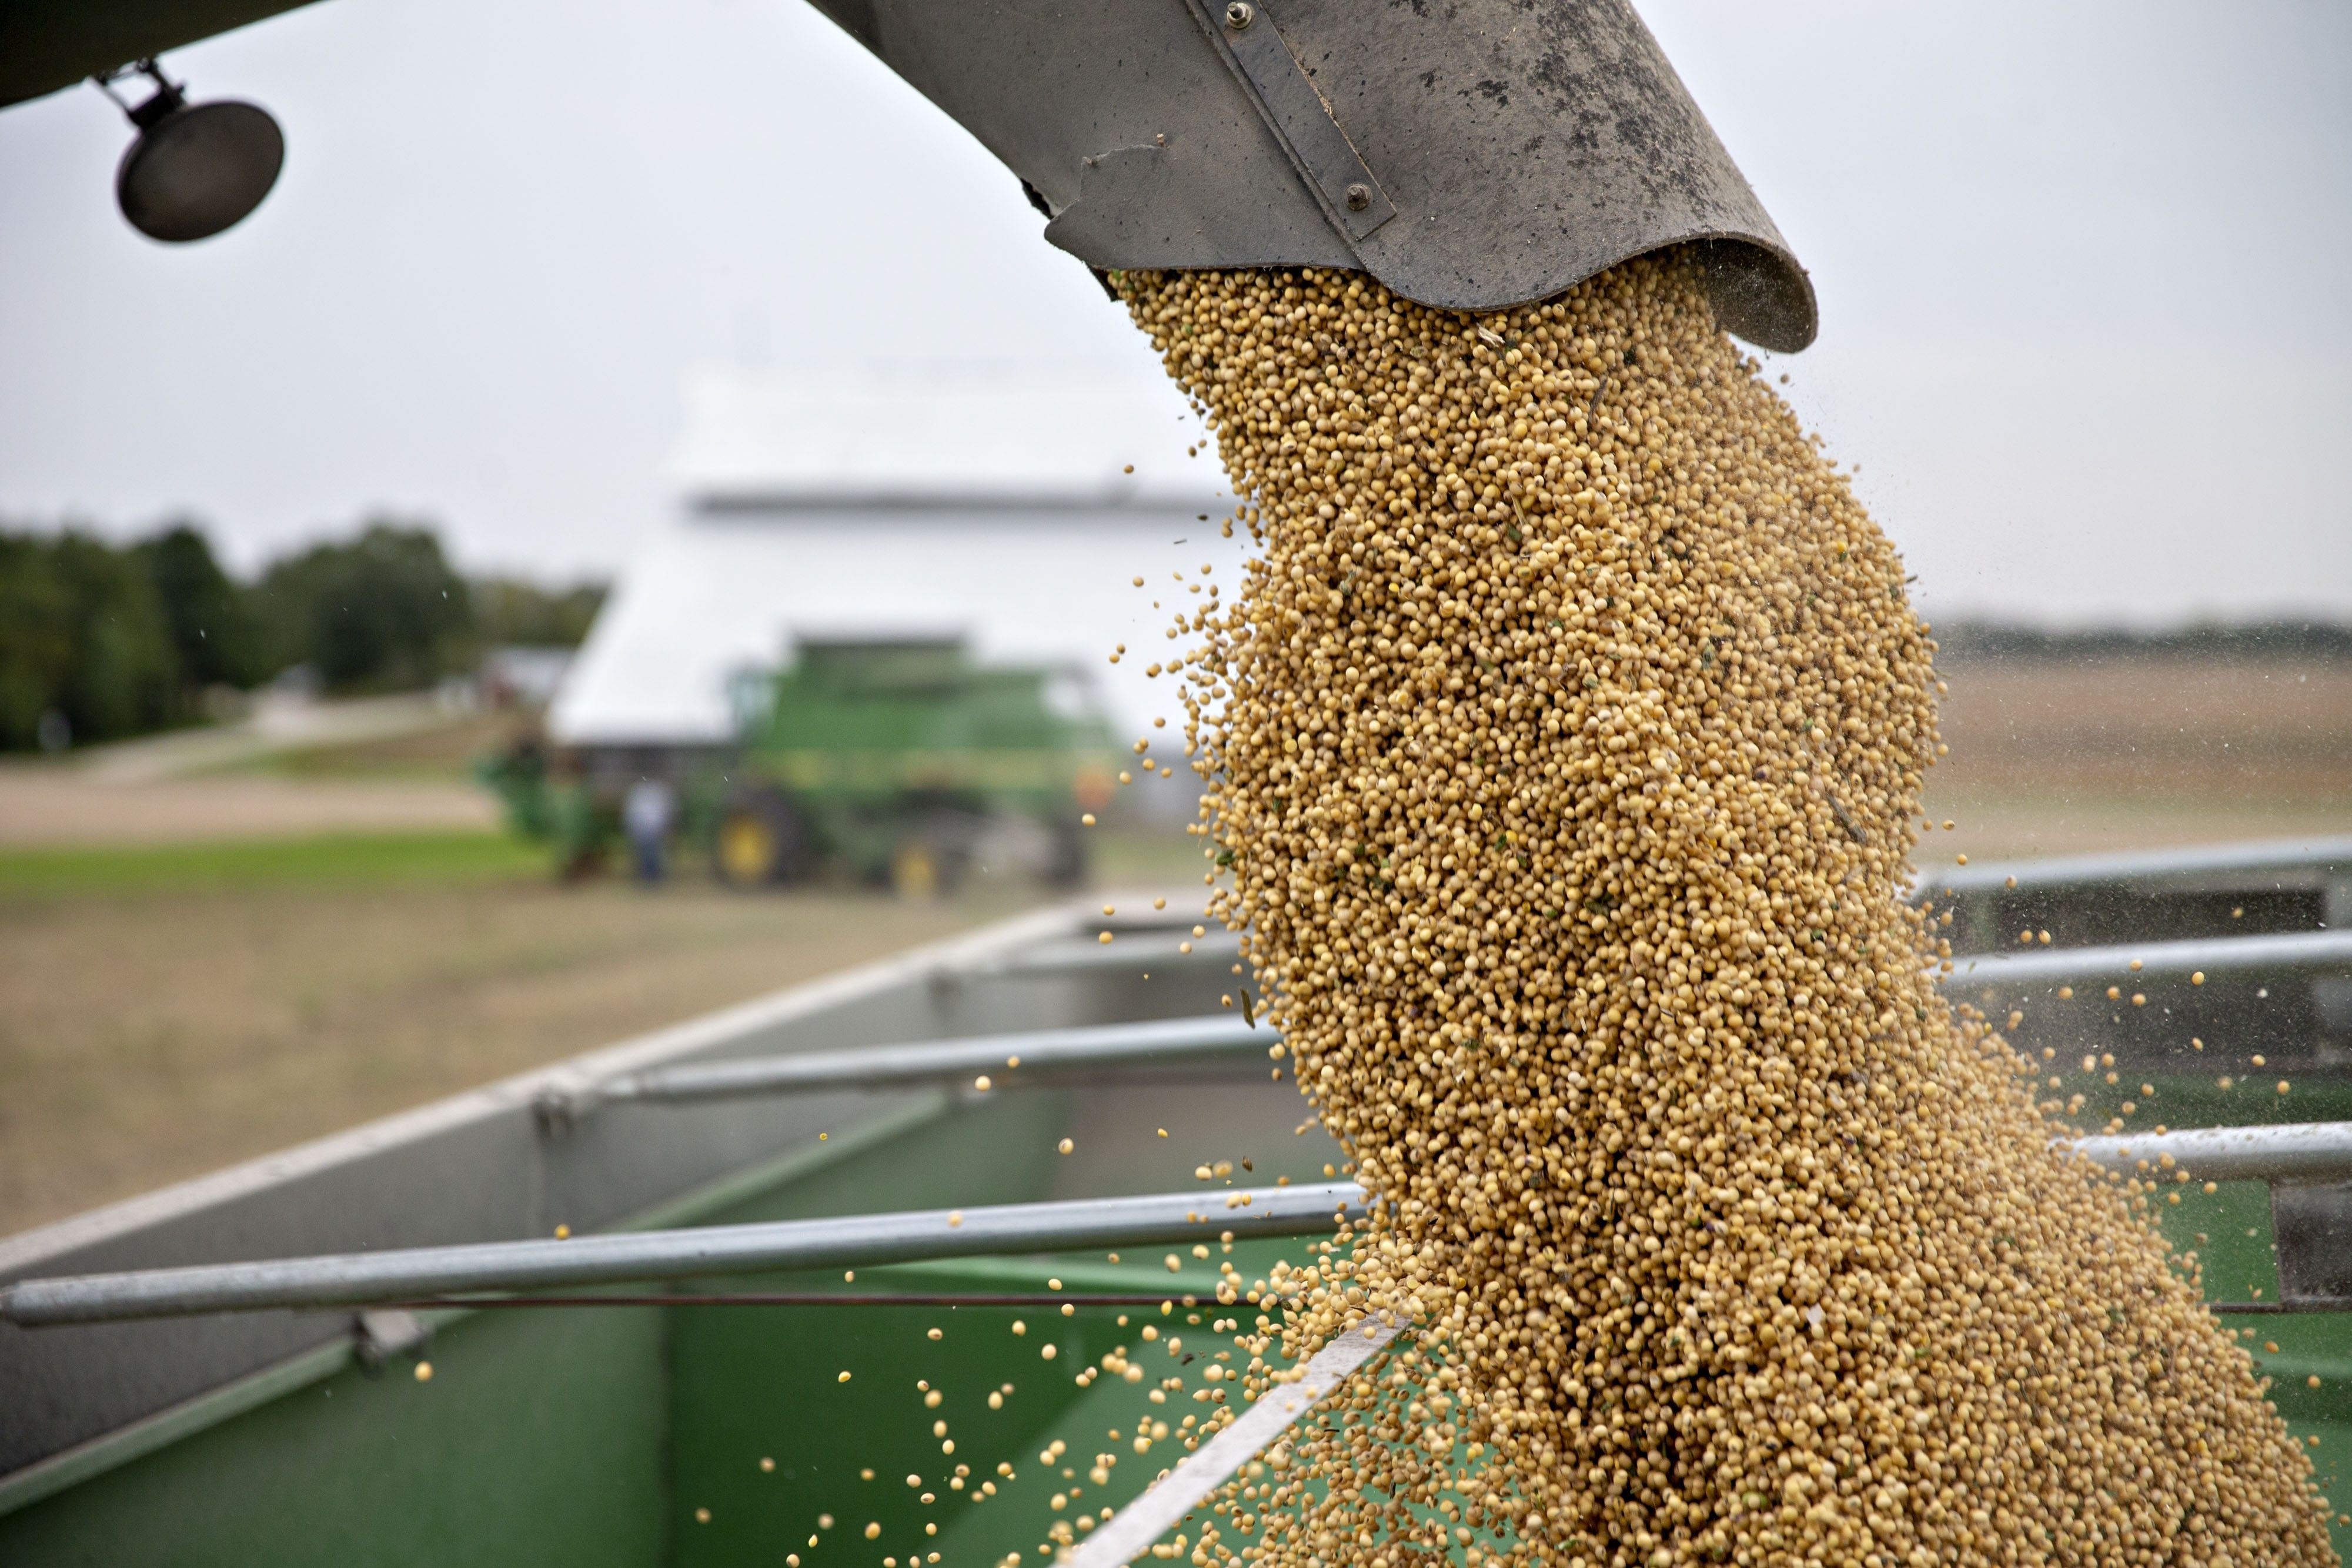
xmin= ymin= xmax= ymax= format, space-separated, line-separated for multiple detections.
xmin=1105 ymin=254 xmax=2335 ymax=1568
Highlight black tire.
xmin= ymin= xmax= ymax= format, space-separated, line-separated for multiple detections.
xmin=1041 ymin=818 xmax=1088 ymax=888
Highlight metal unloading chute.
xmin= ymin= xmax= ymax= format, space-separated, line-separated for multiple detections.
xmin=1 ymin=0 xmax=1812 ymax=348
xmin=803 ymin=0 xmax=1815 ymax=350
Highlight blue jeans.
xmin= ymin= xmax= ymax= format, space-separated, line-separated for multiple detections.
xmin=630 ymin=834 xmax=665 ymax=884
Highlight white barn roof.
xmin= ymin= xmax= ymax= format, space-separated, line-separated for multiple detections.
xmin=674 ymin=365 xmax=1220 ymax=511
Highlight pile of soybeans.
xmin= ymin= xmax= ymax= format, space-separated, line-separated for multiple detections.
xmin=1112 ymin=254 xmax=2336 ymax=1568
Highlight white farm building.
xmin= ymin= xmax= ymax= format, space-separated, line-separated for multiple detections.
xmin=549 ymin=365 xmax=1248 ymax=758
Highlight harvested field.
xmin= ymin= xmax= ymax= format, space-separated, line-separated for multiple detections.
xmin=0 ymin=875 xmax=1040 ymax=1235
xmin=0 ymin=697 xmax=517 ymax=848
xmin=1923 ymin=653 xmax=2352 ymax=861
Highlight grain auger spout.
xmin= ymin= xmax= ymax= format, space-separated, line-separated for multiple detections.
xmin=802 ymin=0 xmax=1816 ymax=351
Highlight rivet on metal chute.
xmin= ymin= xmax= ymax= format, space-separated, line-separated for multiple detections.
xmin=93 ymin=58 xmax=284 ymax=243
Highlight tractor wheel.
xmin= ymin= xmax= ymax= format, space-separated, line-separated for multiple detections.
xmin=715 ymin=794 xmax=803 ymax=888
xmin=890 ymin=838 xmax=944 ymax=901
xmin=890 ymin=815 xmax=975 ymax=901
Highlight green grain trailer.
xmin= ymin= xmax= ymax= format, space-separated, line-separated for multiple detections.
xmin=4 ymin=842 xmax=2350 ymax=1565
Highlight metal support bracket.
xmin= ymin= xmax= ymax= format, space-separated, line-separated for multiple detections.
xmin=2074 ymin=1124 xmax=2352 ymax=1312
xmin=1068 ymin=1312 xmax=1406 ymax=1567
xmin=532 ymin=1088 xmax=586 ymax=1139
xmin=1187 ymin=0 xmax=1395 ymax=246
xmin=2272 ymin=1181 xmax=2352 ymax=1304
xmin=350 ymin=1309 xmax=429 ymax=1379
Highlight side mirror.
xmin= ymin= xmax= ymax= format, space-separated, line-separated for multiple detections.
xmin=98 ymin=59 xmax=283 ymax=243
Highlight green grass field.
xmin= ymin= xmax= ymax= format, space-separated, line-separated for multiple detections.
xmin=0 ymin=830 xmax=547 ymax=901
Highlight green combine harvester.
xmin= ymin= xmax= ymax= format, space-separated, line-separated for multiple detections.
xmin=480 ymin=637 xmax=1118 ymax=894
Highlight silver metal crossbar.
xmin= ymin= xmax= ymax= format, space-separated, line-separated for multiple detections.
xmin=575 ymin=927 xmax=2348 ymax=1115
xmin=1916 ymin=835 xmax=2352 ymax=901
xmin=0 ymin=1183 xmax=1369 ymax=1328
xmin=1939 ymin=928 xmax=2352 ymax=989
xmin=585 ymin=1014 xmax=1274 ymax=1111
xmin=9 ymin=1126 xmax=2344 ymax=1328
xmin=2068 ymin=1121 xmax=2352 ymax=1185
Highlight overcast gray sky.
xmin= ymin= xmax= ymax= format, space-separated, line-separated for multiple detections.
xmin=1 ymin=0 xmax=2345 ymax=626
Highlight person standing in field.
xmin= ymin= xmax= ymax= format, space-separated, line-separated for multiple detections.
xmin=623 ymin=775 xmax=674 ymax=886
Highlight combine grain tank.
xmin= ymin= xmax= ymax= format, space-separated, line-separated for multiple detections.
xmin=716 ymin=636 xmax=1117 ymax=893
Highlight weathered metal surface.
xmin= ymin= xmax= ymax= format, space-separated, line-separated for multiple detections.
xmin=2274 ymin=1182 xmax=2352 ymax=1302
xmin=805 ymin=0 xmax=1815 ymax=345
xmin=1192 ymin=0 xmax=1395 ymax=244
xmin=6 ymin=0 xmax=1815 ymax=347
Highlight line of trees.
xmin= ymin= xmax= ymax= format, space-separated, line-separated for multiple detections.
xmin=1933 ymin=619 xmax=2352 ymax=661
xmin=0 ymin=517 xmax=606 ymax=752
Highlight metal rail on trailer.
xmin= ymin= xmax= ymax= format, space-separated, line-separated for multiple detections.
xmin=545 ymin=1013 xmax=1278 ymax=1125
xmin=1916 ymin=834 xmax=2352 ymax=954
xmin=0 ymin=1185 xmax=1365 ymax=1325
xmin=9 ymin=1128 xmax=2347 ymax=1325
